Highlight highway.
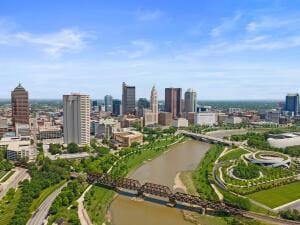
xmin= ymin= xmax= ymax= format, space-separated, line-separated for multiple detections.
xmin=0 ymin=167 xmax=29 ymax=200
xmin=27 ymin=182 xmax=68 ymax=225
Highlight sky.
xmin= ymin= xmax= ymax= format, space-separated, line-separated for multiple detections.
xmin=1 ymin=0 xmax=300 ymax=100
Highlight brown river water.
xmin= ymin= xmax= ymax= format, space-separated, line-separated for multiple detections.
xmin=109 ymin=140 xmax=211 ymax=225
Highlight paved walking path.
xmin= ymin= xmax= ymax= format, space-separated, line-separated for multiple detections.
xmin=77 ymin=185 xmax=93 ymax=225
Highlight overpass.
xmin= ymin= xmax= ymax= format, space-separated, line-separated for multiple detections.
xmin=177 ymin=130 xmax=242 ymax=146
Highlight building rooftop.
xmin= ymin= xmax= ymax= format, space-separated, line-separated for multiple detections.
xmin=13 ymin=83 xmax=26 ymax=92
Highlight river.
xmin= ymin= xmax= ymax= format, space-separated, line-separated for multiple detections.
xmin=109 ymin=140 xmax=211 ymax=225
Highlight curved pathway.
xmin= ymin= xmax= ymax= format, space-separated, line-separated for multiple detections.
xmin=77 ymin=185 xmax=93 ymax=225
xmin=27 ymin=182 xmax=68 ymax=225
xmin=0 ymin=167 xmax=29 ymax=200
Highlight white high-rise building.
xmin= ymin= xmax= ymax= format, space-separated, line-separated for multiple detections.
xmin=63 ymin=93 xmax=90 ymax=146
xmin=150 ymin=86 xmax=158 ymax=123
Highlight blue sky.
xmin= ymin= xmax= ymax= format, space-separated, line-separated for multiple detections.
xmin=1 ymin=0 xmax=300 ymax=100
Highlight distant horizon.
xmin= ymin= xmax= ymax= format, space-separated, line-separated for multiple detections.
xmin=0 ymin=98 xmax=284 ymax=102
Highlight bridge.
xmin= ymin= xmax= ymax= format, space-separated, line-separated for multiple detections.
xmin=87 ymin=173 xmax=240 ymax=215
xmin=177 ymin=130 xmax=242 ymax=146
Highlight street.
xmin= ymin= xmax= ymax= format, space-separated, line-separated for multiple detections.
xmin=0 ymin=167 xmax=29 ymax=200
xmin=27 ymin=182 xmax=68 ymax=225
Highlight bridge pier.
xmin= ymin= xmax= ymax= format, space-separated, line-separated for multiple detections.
xmin=168 ymin=196 xmax=176 ymax=207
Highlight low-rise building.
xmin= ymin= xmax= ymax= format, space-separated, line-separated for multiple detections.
xmin=187 ymin=112 xmax=196 ymax=125
xmin=143 ymin=110 xmax=157 ymax=126
xmin=112 ymin=130 xmax=143 ymax=147
xmin=194 ymin=113 xmax=217 ymax=126
xmin=95 ymin=118 xmax=121 ymax=139
xmin=37 ymin=127 xmax=62 ymax=140
xmin=225 ymin=116 xmax=243 ymax=124
xmin=0 ymin=136 xmax=35 ymax=161
xmin=158 ymin=112 xmax=173 ymax=126
xmin=173 ymin=118 xmax=189 ymax=128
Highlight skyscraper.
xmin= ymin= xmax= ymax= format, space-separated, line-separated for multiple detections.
xmin=137 ymin=98 xmax=150 ymax=117
xmin=150 ymin=86 xmax=158 ymax=123
xmin=184 ymin=88 xmax=197 ymax=113
xmin=122 ymin=82 xmax=136 ymax=115
xmin=165 ymin=88 xmax=182 ymax=119
xmin=11 ymin=83 xmax=29 ymax=126
xmin=63 ymin=93 xmax=90 ymax=145
xmin=104 ymin=95 xmax=113 ymax=112
xmin=285 ymin=93 xmax=299 ymax=116
xmin=112 ymin=99 xmax=122 ymax=116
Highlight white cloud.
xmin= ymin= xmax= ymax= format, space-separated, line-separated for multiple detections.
xmin=14 ymin=29 xmax=93 ymax=57
xmin=0 ymin=19 xmax=94 ymax=57
xmin=108 ymin=40 xmax=154 ymax=59
xmin=210 ymin=12 xmax=242 ymax=38
xmin=176 ymin=35 xmax=300 ymax=60
xmin=246 ymin=16 xmax=300 ymax=32
xmin=136 ymin=9 xmax=164 ymax=21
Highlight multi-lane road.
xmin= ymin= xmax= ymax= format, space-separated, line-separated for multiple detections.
xmin=0 ymin=167 xmax=29 ymax=200
xmin=27 ymin=182 xmax=68 ymax=225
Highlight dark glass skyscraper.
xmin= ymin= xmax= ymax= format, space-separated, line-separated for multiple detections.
xmin=285 ymin=93 xmax=299 ymax=116
xmin=104 ymin=95 xmax=113 ymax=112
xmin=112 ymin=99 xmax=121 ymax=116
xmin=122 ymin=82 xmax=136 ymax=115
xmin=165 ymin=88 xmax=182 ymax=119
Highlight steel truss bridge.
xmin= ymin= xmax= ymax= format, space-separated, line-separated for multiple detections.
xmin=87 ymin=173 xmax=240 ymax=215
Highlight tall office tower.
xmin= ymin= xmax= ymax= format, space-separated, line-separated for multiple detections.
xmin=63 ymin=93 xmax=90 ymax=145
xmin=165 ymin=87 xmax=182 ymax=119
xmin=137 ymin=98 xmax=150 ymax=117
xmin=285 ymin=93 xmax=299 ymax=116
xmin=104 ymin=95 xmax=113 ymax=112
xmin=122 ymin=82 xmax=136 ymax=115
xmin=112 ymin=99 xmax=122 ymax=116
xmin=184 ymin=88 xmax=197 ymax=113
xmin=92 ymin=100 xmax=98 ymax=111
xmin=11 ymin=83 xmax=30 ymax=126
xmin=150 ymin=86 xmax=158 ymax=123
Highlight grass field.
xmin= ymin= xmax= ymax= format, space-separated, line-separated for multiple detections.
xmin=84 ymin=186 xmax=115 ymax=225
xmin=29 ymin=180 xmax=66 ymax=212
xmin=0 ymin=171 xmax=7 ymax=180
xmin=219 ymin=148 xmax=248 ymax=162
xmin=247 ymin=181 xmax=300 ymax=208
xmin=0 ymin=189 xmax=21 ymax=225
xmin=180 ymin=171 xmax=198 ymax=195
xmin=0 ymin=171 xmax=15 ymax=183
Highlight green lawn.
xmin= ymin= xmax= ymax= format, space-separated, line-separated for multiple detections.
xmin=180 ymin=171 xmax=198 ymax=195
xmin=0 ymin=189 xmax=21 ymax=225
xmin=247 ymin=182 xmax=300 ymax=208
xmin=0 ymin=171 xmax=15 ymax=183
xmin=0 ymin=171 xmax=7 ymax=180
xmin=219 ymin=148 xmax=248 ymax=162
xmin=84 ymin=186 xmax=115 ymax=225
xmin=29 ymin=180 xmax=66 ymax=212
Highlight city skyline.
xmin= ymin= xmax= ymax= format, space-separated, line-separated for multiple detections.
xmin=1 ymin=1 xmax=300 ymax=99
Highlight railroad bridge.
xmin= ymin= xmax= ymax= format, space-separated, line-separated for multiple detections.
xmin=87 ymin=173 xmax=240 ymax=214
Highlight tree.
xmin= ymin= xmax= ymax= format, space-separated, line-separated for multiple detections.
xmin=67 ymin=143 xmax=79 ymax=153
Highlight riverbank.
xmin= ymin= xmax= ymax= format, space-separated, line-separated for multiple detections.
xmin=84 ymin=135 xmax=185 ymax=225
